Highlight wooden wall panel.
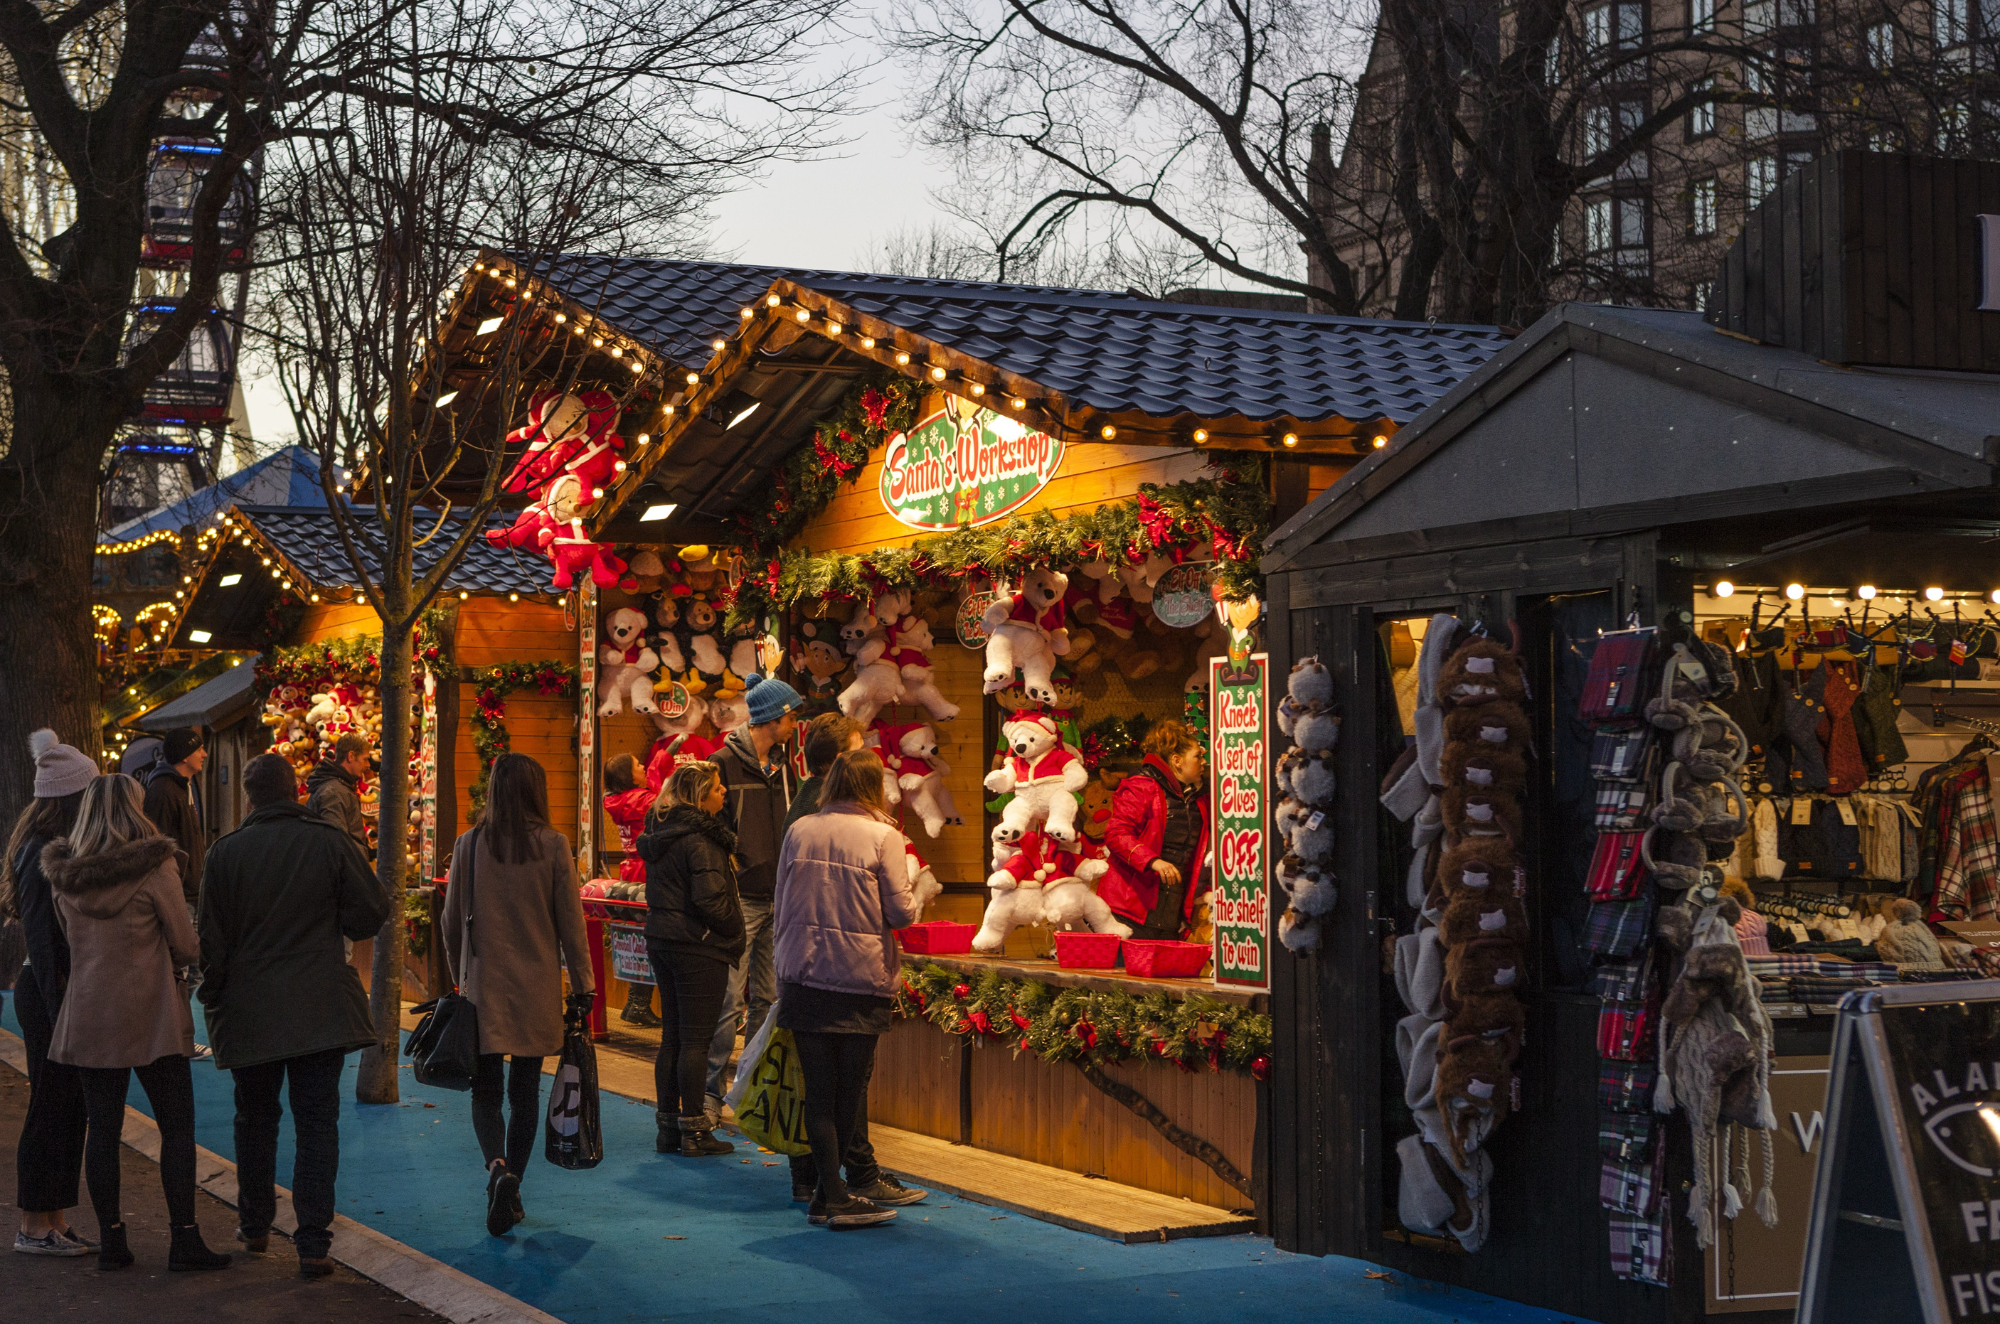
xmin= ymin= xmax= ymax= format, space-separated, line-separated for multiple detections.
xmin=869 ymin=1016 xmax=960 ymax=1139
xmin=456 ymin=599 xmax=573 ymax=668
xmin=295 ymin=601 xmax=378 ymax=644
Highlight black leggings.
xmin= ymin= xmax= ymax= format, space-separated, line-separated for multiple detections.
xmin=471 ymin=1054 xmax=543 ymax=1177
xmin=793 ymin=1032 xmax=878 ymax=1204
xmin=78 ymin=1056 xmax=197 ymax=1230
xmin=648 ymin=945 xmax=730 ymax=1120
xmin=14 ymin=973 xmax=87 ymax=1213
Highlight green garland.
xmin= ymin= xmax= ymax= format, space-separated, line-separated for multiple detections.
xmin=736 ymin=457 xmax=1269 ymax=624
xmin=255 ymin=633 xmax=388 ymax=704
xmin=896 ymin=962 xmax=1271 ymax=1078
xmin=732 ymin=370 xmax=923 ymax=555
xmin=466 ymin=659 xmax=579 ymax=808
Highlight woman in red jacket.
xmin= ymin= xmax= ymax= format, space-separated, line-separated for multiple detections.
xmin=1099 ymin=720 xmax=1210 ymax=940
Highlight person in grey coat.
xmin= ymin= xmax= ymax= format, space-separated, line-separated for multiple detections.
xmin=197 ymin=753 xmax=391 ymax=1278
xmin=304 ymin=733 xmax=372 ymax=857
xmin=438 ymin=753 xmax=594 ymax=1238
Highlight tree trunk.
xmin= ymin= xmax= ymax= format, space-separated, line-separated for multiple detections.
xmin=356 ymin=616 xmax=414 ymax=1104
xmin=0 ymin=388 xmax=123 ymax=812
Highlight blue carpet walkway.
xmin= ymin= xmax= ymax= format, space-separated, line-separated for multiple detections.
xmin=4 ymin=996 xmax=1596 ymax=1324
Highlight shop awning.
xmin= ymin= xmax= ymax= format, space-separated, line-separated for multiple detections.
xmin=1261 ymin=302 xmax=2000 ymax=573
xmin=137 ymin=653 xmax=259 ymax=732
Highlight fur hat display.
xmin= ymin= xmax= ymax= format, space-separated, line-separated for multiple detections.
xmin=1436 ymin=638 xmax=1527 ymax=709
xmin=1434 ymin=837 xmax=1520 ymax=902
xmin=1442 ymin=701 xmax=1530 ymax=756
xmin=1439 ymin=743 xmax=1526 ymax=797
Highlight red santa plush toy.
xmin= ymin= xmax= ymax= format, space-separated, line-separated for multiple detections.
xmin=499 ymin=389 xmax=625 ymax=495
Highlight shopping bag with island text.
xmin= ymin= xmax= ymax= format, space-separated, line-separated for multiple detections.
xmin=728 ymin=1011 xmax=810 ymax=1156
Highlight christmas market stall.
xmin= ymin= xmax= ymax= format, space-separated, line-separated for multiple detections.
xmin=161 ymin=501 xmax=576 ymax=1001
xmin=1257 ymin=150 xmax=2000 ymax=1322
xmin=491 ymin=254 xmax=1512 ymax=1219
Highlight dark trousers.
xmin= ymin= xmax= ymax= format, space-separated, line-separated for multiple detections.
xmin=78 ymin=1055 xmax=197 ymax=1230
xmin=793 ymin=1032 xmax=879 ymax=1204
xmin=647 ymin=944 xmax=729 ymax=1120
xmin=471 ymin=1054 xmax=543 ymax=1177
xmin=232 ymin=1047 xmax=346 ymax=1259
xmin=13 ymin=974 xmax=86 ymax=1212
xmin=788 ymin=1040 xmax=879 ymax=1192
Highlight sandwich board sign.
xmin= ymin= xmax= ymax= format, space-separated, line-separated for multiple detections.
xmin=1799 ymin=980 xmax=2000 ymax=1323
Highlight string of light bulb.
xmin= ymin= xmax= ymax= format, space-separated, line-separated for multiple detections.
xmin=1705 ymin=581 xmax=2000 ymax=604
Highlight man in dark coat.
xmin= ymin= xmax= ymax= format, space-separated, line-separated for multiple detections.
xmin=305 ymin=732 xmax=372 ymax=857
xmin=197 ymin=753 xmax=392 ymax=1279
xmin=142 ymin=726 xmax=207 ymax=911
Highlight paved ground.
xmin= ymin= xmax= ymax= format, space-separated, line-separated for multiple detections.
xmin=2 ymin=995 xmax=1599 ymax=1324
xmin=0 ymin=1064 xmax=444 ymax=1322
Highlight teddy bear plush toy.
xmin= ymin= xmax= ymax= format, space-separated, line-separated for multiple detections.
xmin=880 ymin=721 xmax=962 ymax=837
xmin=984 ymin=711 xmax=1088 ymax=845
xmin=883 ymin=613 xmax=960 ymax=722
xmin=498 ymin=388 xmax=622 ymax=494
xmin=974 ymin=832 xmax=1129 ymax=953
xmin=676 ymin=593 xmax=729 ymax=695
xmin=645 ymin=695 xmax=720 ymax=784
xmin=903 ymin=837 xmax=943 ymax=917
xmin=838 ymin=599 xmax=904 ymax=726
xmin=597 ymin=607 xmax=660 ymax=716
xmin=980 ymin=567 xmax=1070 ymax=703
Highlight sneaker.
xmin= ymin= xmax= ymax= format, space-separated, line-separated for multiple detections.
xmin=850 ymin=1175 xmax=927 ymax=1207
xmin=824 ymin=1195 xmax=897 ymax=1230
xmin=807 ymin=1195 xmax=828 ymax=1226
xmin=486 ymin=1166 xmax=521 ymax=1237
xmin=58 ymin=1227 xmax=97 ymax=1252
xmin=15 ymin=1229 xmax=94 ymax=1257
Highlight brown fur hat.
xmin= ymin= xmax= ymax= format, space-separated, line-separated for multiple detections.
xmin=1442 ymin=701 xmax=1531 ymax=757
xmin=1435 ymin=837 xmax=1520 ymax=903
xmin=1439 ymin=742 xmax=1526 ymax=797
xmin=1436 ymin=1035 xmax=1514 ymax=1165
xmin=1445 ymin=937 xmax=1524 ymax=1005
xmin=1661 ymin=941 xmax=1740 ymax=1024
xmin=1441 ymin=787 xmax=1523 ymax=843
xmin=1446 ymin=989 xmax=1526 ymax=1064
xmin=1437 ymin=637 xmax=1527 ymax=709
xmin=1440 ymin=891 xmax=1528 ymax=948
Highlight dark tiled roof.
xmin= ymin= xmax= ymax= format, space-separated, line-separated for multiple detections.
xmin=237 ymin=505 xmax=557 ymax=596
xmin=534 ymin=256 xmax=1510 ymax=425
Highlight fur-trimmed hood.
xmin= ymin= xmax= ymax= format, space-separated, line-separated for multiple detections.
xmin=40 ymin=835 xmax=179 ymax=919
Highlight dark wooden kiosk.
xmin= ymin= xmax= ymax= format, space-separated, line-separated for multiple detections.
xmin=1257 ymin=152 xmax=2000 ymax=1322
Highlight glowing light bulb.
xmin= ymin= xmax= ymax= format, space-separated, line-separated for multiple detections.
xmin=1100 ymin=425 xmax=1117 ymax=440
xmin=1714 ymin=581 xmax=1734 ymax=597
xmin=1785 ymin=583 xmax=1805 ymax=600
xmin=1858 ymin=585 xmax=1877 ymax=600
xmin=1927 ymin=586 xmax=1946 ymax=601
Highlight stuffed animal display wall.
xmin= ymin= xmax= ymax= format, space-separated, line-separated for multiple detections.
xmin=981 ymin=567 xmax=1070 ymax=702
xmin=1271 ymin=656 xmax=1338 ymax=954
xmin=984 ymin=712 xmax=1088 ymax=845
xmin=1383 ymin=622 xmax=1531 ymax=1254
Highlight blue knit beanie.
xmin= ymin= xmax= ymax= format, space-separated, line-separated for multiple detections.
xmin=743 ymin=674 xmax=803 ymax=726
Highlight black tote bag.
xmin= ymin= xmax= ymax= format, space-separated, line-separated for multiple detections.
xmin=544 ymin=1011 xmax=603 ymax=1169
xmin=406 ymin=829 xmax=482 ymax=1091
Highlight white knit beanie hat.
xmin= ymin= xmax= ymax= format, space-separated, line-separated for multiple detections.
xmin=30 ymin=729 xmax=98 ymax=798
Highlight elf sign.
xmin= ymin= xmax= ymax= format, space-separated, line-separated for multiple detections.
xmin=879 ymin=404 xmax=1063 ymax=531
xmin=1210 ymin=653 xmax=1270 ymax=991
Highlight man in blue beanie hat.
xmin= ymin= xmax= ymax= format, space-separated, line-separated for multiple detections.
xmin=703 ymin=674 xmax=804 ymax=1119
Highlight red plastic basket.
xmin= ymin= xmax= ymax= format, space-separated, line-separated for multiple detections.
xmin=1123 ymin=939 xmax=1209 ymax=979
xmin=897 ymin=921 xmax=976 ymax=955
xmin=1055 ymin=931 xmax=1122 ymax=969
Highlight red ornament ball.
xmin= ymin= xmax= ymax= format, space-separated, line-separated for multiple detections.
xmin=952 ymin=983 xmax=971 ymax=999
xmin=1251 ymin=1055 xmax=1271 ymax=1082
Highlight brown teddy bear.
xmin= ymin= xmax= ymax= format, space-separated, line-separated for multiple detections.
xmin=1436 ymin=637 xmax=1526 ymax=709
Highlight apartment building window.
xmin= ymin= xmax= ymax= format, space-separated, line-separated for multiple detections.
xmin=1939 ymin=101 xmax=1971 ymax=150
xmin=1544 ymin=31 xmax=1562 ymax=84
xmin=1585 ymin=194 xmax=1650 ymax=272
xmin=1687 ymin=78 xmax=1716 ymax=138
xmin=1748 ymin=154 xmax=1778 ymax=205
xmin=1691 ymin=177 xmax=1719 ymax=235
xmin=1690 ymin=0 xmax=1715 ymax=32
xmin=1866 ymin=21 xmax=1895 ymax=67
xmin=1936 ymin=0 xmax=1970 ymax=46
xmin=1585 ymin=1 xmax=1645 ymax=68
xmin=1870 ymin=129 xmax=1901 ymax=151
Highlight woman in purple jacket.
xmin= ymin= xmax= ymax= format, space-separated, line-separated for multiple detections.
xmin=773 ymin=749 xmax=923 ymax=1230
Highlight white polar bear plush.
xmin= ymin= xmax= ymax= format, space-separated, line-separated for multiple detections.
xmin=597 ymin=607 xmax=659 ymax=715
xmin=983 ymin=711 xmax=1088 ymax=845
xmin=903 ymin=837 xmax=943 ymax=917
xmin=975 ymin=832 xmax=1124 ymax=953
xmin=1040 ymin=845 xmax=1131 ymax=939
xmin=980 ymin=566 xmax=1070 ymax=703
xmin=882 ymin=721 xmax=962 ymax=837
xmin=863 ymin=723 xmax=904 ymax=805
xmin=884 ymin=613 xmax=959 ymax=722
xmin=838 ymin=599 xmax=903 ymax=726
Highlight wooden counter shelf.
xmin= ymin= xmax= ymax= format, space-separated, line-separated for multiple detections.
xmin=901 ymin=950 xmax=1268 ymax=1010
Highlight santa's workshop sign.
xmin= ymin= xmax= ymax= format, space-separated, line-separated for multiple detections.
xmin=879 ymin=404 xmax=1063 ymax=531
xmin=1211 ymin=653 xmax=1271 ymax=991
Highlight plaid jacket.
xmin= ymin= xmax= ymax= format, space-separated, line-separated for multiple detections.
xmin=1935 ymin=763 xmax=2000 ymax=920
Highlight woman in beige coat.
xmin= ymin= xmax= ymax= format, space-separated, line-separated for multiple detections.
xmin=43 ymin=773 xmax=229 ymax=1272
xmin=439 ymin=753 xmax=594 ymax=1237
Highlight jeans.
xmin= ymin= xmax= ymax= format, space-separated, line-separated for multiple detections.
xmin=647 ymin=944 xmax=730 ymax=1120
xmin=79 ymin=1055 xmax=197 ymax=1230
xmin=232 ymin=1047 xmax=346 ymax=1259
xmin=13 ymin=973 xmax=86 ymax=1213
xmin=705 ymin=896 xmax=776 ymax=1110
xmin=792 ymin=1032 xmax=879 ymax=1205
xmin=471 ymin=1054 xmax=544 ymax=1178
xmin=788 ymin=1039 xmax=879 ymax=1193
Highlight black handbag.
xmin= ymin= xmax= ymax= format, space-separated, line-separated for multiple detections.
xmin=406 ymin=828 xmax=482 ymax=1091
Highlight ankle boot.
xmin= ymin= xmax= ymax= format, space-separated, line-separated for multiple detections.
xmin=168 ymin=1223 xmax=231 ymax=1271
xmin=655 ymin=1111 xmax=680 ymax=1154
xmin=621 ymin=985 xmax=661 ymax=1027
xmin=679 ymin=1115 xmax=734 ymax=1156
xmin=97 ymin=1222 xmax=134 ymax=1272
